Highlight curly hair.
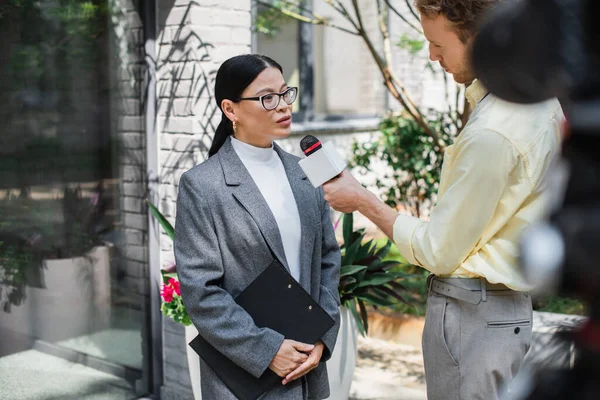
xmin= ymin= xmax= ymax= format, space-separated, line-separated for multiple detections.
xmin=414 ymin=0 xmax=502 ymax=42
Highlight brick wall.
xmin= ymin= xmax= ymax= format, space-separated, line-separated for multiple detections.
xmin=156 ymin=1 xmax=253 ymax=398
xmin=112 ymin=0 xmax=148 ymax=315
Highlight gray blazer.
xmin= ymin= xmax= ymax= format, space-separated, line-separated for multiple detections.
xmin=174 ymin=137 xmax=341 ymax=400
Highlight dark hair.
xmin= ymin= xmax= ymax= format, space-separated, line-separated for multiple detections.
xmin=208 ymin=54 xmax=283 ymax=157
xmin=414 ymin=0 xmax=501 ymax=43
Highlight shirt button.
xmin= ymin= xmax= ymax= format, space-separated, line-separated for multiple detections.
xmin=288 ymin=284 xmax=292 ymax=289
xmin=308 ymin=306 xmax=312 ymax=310
xmin=514 ymin=327 xmax=521 ymax=334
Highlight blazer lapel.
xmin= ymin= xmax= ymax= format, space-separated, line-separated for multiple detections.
xmin=274 ymin=144 xmax=319 ymax=292
xmin=218 ymin=137 xmax=290 ymax=272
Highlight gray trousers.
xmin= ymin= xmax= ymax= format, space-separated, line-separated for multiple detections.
xmin=422 ymin=276 xmax=533 ymax=400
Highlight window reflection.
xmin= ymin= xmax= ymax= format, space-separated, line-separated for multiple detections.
xmin=0 ymin=1 xmax=148 ymax=398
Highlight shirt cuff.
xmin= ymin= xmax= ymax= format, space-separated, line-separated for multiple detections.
xmin=393 ymin=214 xmax=423 ymax=266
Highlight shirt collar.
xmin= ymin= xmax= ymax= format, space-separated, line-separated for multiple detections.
xmin=230 ymin=136 xmax=277 ymax=165
xmin=465 ymin=79 xmax=489 ymax=109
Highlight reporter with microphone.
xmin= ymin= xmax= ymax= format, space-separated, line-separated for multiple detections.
xmin=174 ymin=54 xmax=341 ymax=400
xmin=323 ymin=1 xmax=565 ymax=399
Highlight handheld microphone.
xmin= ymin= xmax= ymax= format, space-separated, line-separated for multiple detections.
xmin=298 ymin=135 xmax=347 ymax=187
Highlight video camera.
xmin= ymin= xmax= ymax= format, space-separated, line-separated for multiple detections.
xmin=472 ymin=0 xmax=600 ymax=398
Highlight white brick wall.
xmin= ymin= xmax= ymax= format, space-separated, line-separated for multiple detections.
xmin=113 ymin=0 xmax=149 ymax=309
xmin=156 ymin=1 xmax=253 ymax=398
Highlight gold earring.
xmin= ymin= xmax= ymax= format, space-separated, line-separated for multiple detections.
xmin=232 ymin=120 xmax=237 ymax=133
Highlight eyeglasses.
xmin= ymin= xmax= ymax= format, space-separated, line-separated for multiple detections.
xmin=237 ymin=87 xmax=298 ymax=111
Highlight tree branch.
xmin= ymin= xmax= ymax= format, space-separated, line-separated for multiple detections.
xmin=383 ymin=0 xmax=422 ymax=34
xmin=255 ymin=0 xmax=360 ymax=36
xmin=351 ymin=0 xmax=443 ymax=149
xmin=352 ymin=0 xmax=446 ymax=151
xmin=324 ymin=0 xmax=360 ymax=31
xmin=377 ymin=0 xmax=393 ymax=68
xmin=388 ymin=70 xmax=445 ymax=148
xmin=255 ymin=0 xmax=444 ymax=149
xmin=404 ymin=0 xmax=420 ymax=22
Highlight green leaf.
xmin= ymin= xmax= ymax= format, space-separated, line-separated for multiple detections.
xmin=384 ymin=261 xmax=408 ymax=271
xmin=376 ymin=285 xmax=412 ymax=307
xmin=375 ymin=240 xmax=392 ymax=259
xmin=357 ymin=273 xmax=400 ymax=288
xmin=340 ymin=265 xmax=367 ymax=277
xmin=356 ymin=268 xmax=367 ymax=283
xmin=345 ymin=281 xmax=359 ymax=293
xmin=354 ymin=239 xmax=374 ymax=262
xmin=342 ymin=236 xmax=363 ymax=266
xmin=389 ymin=280 xmax=409 ymax=292
xmin=147 ymin=200 xmax=174 ymax=240
xmin=161 ymin=271 xmax=177 ymax=283
xmin=356 ymin=293 xmax=396 ymax=307
xmin=348 ymin=300 xmax=366 ymax=337
xmin=368 ymin=260 xmax=397 ymax=272
xmin=342 ymin=213 xmax=354 ymax=247
xmin=365 ymin=258 xmax=382 ymax=271
xmin=357 ymin=299 xmax=369 ymax=335
xmin=339 ymin=276 xmax=356 ymax=291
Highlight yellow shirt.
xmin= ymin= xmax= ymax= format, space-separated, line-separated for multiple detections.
xmin=393 ymin=80 xmax=564 ymax=291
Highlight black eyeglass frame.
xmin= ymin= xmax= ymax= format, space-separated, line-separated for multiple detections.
xmin=236 ymin=87 xmax=298 ymax=111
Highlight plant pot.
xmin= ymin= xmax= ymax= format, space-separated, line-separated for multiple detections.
xmin=185 ymin=324 xmax=202 ymax=400
xmin=1 ymin=245 xmax=112 ymax=342
xmin=326 ymin=306 xmax=359 ymax=400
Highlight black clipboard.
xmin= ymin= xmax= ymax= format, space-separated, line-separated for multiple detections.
xmin=188 ymin=258 xmax=335 ymax=400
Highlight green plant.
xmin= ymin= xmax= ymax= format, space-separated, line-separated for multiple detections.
xmin=351 ymin=111 xmax=456 ymax=217
xmin=148 ymin=200 xmax=192 ymax=326
xmin=533 ymin=295 xmax=586 ymax=316
xmin=338 ymin=212 xmax=412 ymax=336
xmin=2 ymin=1 xmax=108 ymax=85
xmin=0 ymin=241 xmax=34 ymax=312
xmin=0 ymin=181 xmax=111 ymax=312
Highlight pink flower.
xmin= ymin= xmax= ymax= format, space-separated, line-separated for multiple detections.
xmin=168 ymin=278 xmax=181 ymax=296
xmin=161 ymin=284 xmax=174 ymax=303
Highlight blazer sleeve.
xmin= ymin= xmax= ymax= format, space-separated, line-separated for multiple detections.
xmin=316 ymin=187 xmax=342 ymax=361
xmin=174 ymin=171 xmax=285 ymax=378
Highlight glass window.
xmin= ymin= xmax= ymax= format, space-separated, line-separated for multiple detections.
xmin=0 ymin=1 xmax=151 ymax=398
xmin=254 ymin=1 xmax=384 ymax=120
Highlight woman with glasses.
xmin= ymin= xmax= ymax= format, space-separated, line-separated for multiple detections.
xmin=174 ymin=54 xmax=341 ymax=400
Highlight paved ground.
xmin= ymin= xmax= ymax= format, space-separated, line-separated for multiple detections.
xmin=0 ymin=350 xmax=136 ymax=400
xmin=350 ymin=335 xmax=427 ymax=400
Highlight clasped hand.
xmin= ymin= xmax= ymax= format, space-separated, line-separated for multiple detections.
xmin=268 ymin=339 xmax=325 ymax=385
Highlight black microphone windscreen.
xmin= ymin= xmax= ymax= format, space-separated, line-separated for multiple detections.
xmin=300 ymin=135 xmax=322 ymax=156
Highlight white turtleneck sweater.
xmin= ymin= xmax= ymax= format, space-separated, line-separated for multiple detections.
xmin=231 ymin=137 xmax=302 ymax=282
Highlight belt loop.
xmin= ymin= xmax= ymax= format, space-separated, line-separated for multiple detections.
xmin=480 ymin=277 xmax=487 ymax=302
xmin=427 ymin=274 xmax=435 ymax=294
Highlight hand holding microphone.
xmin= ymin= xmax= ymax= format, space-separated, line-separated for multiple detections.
xmin=298 ymin=135 xmax=368 ymax=213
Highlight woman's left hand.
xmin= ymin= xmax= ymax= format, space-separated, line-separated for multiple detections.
xmin=282 ymin=340 xmax=325 ymax=385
